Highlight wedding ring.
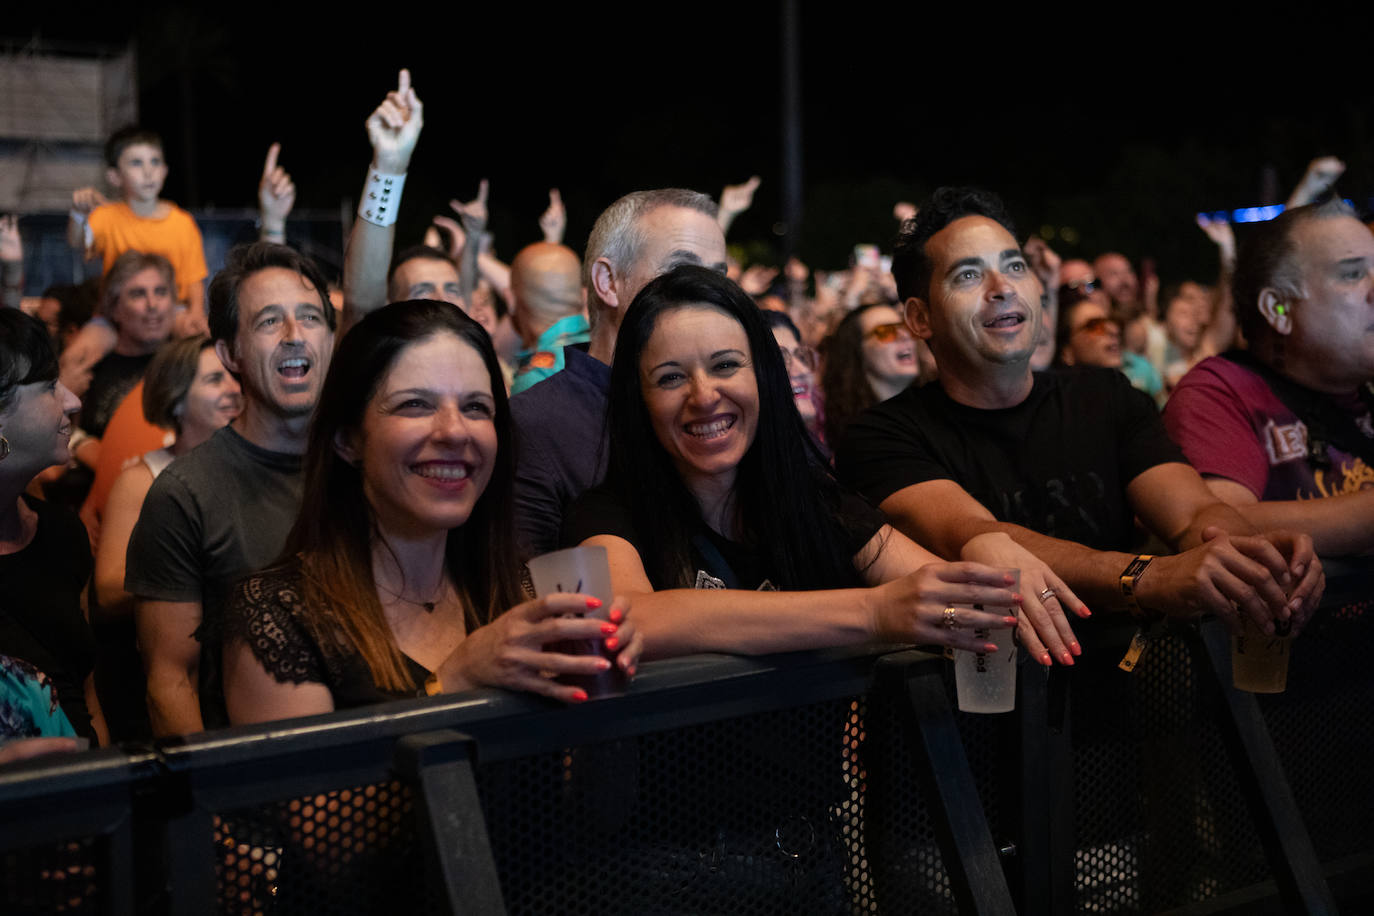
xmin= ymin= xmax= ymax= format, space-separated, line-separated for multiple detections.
xmin=942 ymin=607 xmax=957 ymax=629
xmin=1038 ymin=587 xmax=1057 ymax=603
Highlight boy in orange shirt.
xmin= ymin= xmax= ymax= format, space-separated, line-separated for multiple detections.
xmin=67 ymin=126 xmax=208 ymax=326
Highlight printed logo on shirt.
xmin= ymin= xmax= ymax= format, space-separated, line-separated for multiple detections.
xmin=1262 ymin=419 xmax=1308 ymax=466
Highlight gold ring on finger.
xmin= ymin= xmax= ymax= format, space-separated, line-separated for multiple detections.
xmin=1038 ymin=587 xmax=1057 ymax=603
xmin=942 ymin=606 xmax=958 ymax=629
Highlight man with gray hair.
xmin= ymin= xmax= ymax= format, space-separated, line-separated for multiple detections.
xmin=1163 ymin=196 xmax=1374 ymax=557
xmin=511 ymin=188 xmax=727 ymax=555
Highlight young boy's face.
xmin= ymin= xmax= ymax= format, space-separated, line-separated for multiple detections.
xmin=107 ymin=142 xmax=167 ymax=205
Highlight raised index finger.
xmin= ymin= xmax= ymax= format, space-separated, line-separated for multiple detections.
xmin=262 ymin=142 xmax=280 ymax=178
xmin=397 ymin=68 xmax=411 ymax=95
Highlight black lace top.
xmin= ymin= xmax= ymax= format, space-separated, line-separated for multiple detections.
xmin=223 ymin=560 xmax=431 ymax=710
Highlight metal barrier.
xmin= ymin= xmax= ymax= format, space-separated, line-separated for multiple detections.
xmin=0 ymin=616 xmax=1369 ymax=915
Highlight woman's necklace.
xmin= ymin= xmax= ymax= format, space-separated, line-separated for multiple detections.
xmin=376 ymin=572 xmax=450 ymax=614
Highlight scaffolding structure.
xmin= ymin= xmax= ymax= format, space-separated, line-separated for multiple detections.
xmin=0 ymin=38 xmax=137 ymax=212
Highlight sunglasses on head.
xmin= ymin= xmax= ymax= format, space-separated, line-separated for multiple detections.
xmin=864 ymin=322 xmax=908 ymax=344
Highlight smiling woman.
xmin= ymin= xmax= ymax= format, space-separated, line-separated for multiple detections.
xmin=0 ymin=310 xmax=102 ymax=744
xmin=220 ymin=301 xmax=642 ymax=723
xmin=564 ymin=266 xmax=1022 ymax=660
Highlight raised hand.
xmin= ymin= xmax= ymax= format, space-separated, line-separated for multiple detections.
xmin=258 ymin=143 xmax=296 ymax=233
xmin=739 ymin=264 xmax=779 ymax=296
xmin=1287 ymin=155 xmax=1346 ymax=208
xmin=0 ymin=215 xmax=20 ymax=262
xmin=71 ymin=187 xmax=107 ymax=215
xmin=365 ymin=68 xmax=424 ymax=174
xmin=1022 ymin=236 xmax=1062 ymax=291
xmin=429 ymin=215 xmax=466 ymax=259
xmin=1195 ymin=213 xmax=1236 ymax=263
xmin=720 ymin=175 xmax=761 ymax=217
xmin=539 ymin=188 xmax=566 ymax=244
xmin=450 ymin=179 xmax=489 ymax=235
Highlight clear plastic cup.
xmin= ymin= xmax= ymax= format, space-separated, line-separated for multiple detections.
xmin=1231 ymin=616 xmax=1292 ymax=693
xmin=952 ymin=570 xmax=1019 ymax=713
xmin=527 ymin=545 xmax=626 ymax=698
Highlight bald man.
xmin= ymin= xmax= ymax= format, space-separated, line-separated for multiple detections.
xmin=509 ymin=242 xmax=588 ymax=395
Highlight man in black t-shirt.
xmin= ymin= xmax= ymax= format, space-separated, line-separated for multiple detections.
xmin=127 ymin=243 xmax=336 ymax=735
xmin=836 ymin=188 xmax=1322 ymax=666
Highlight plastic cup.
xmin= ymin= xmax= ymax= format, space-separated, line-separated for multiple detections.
xmin=1231 ymin=617 xmax=1292 ymax=693
xmin=527 ymin=545 xmax=626 ymax=698
xmin=952 ymin=570 xmax=1019 ymax=714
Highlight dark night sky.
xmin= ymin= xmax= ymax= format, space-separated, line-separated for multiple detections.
xmin=7 ymin=4 xmax=1372 ymax=281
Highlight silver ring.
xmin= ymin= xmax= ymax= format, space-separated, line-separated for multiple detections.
xmin=1038 ymin=587 xmax=1057 ymax=603
xmin=942 ymin=607 xmax=957 ymax=629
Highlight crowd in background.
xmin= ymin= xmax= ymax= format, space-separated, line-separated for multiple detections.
xmin=0 ymin=68 xmax=1369 ymax=766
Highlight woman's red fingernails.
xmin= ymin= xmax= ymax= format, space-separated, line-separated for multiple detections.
xmin=605 ymin=636 xmax=620 ymax=651
xmin=585 ymin=597 xmax=603 ymax=609
xmin=600 ymin=622 xmax=618 ymax=634
xmin=609 ymin=608 xmax=624 ymax=623
xmin=1004 ymin=574 xmax=1016 ymax=585
xmin=1070 ymin=641 xmax=1082 ymax=656
xmin=596 ymin=657 xmax=612 ymax=671
xmin=1003 ymin=616 xmax=1018 ymax=626
xmin=984 ymin=643 xmax=999 ymax=653
xmin=1060 ymin=651 xmax=1074 ymax=666
xmin=1078 ymin=605 xmax=1092 ymax=617
xmin=1040 ymin=652 xmax=1052 ymax=666
xmin=571 ymin=689 xmax=588 ymax=703
xmin=627 ymin=665 xmax=637 ymax=677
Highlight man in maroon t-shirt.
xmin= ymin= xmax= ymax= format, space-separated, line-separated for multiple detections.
xmin=1164 ymin=197 xmax=1374 ymax=558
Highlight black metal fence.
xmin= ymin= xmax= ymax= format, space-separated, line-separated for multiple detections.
xmin=2 ymin=608 xmax=1371 ymax=915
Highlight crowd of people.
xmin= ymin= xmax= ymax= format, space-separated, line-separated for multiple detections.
xmin=0 ymin=68 xmax=1370 ymax=763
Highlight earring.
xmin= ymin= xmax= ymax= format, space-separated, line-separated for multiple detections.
xmin=0 ymin=435 xmax=9 ymax=461
xmin=1276 ymin=304 xmax=1287 ymax=316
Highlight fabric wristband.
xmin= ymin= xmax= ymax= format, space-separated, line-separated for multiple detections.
xmin=357 ymin=169 xmax=406 ymax=227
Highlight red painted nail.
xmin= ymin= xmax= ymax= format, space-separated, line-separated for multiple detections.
xmin=1040 ymin=652 xmax=1052 ymax=666
xmin=1069 ymin=641 xmax=1082 ymax=656
xmin=585 ymin=597 xmax=602 ymax=609
xmin=1078 ymin=605 xmax=1092 ymax=617
xmin=1003 ymin=616 xmax=1018 ymax=627
xmin=600 ymin=622 xmax=618 ymax=634
xmin=1004 ymin=574 xmax=1016 ymax=585
xmin=1012 ymin=594 xmax=1024 ymax=604
xmin=571 ymin=689 xmax=588 ymax=703
xmin=609 ymin=608 xmax=624 ymax=623
xmin=627 ymin=665 xmax=637 ymax=677
xmin=984 ymin=643 xmax=999 ymax=653
xmin=1060 ymin=652 xmax=1074 ymax=666
xmin=605 ymin=636 xmax=620 ymax=651
xmin=596 ymin=657 xmax=612 ymax=671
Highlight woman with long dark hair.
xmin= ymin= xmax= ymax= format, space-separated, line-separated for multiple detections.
xmin=223 ymin=300 xmax=640 ymax=721
xmin=564 ymin=266 xmax=1026 ymax=659
xmin=820 ymin=303 xmax=929 ymax=448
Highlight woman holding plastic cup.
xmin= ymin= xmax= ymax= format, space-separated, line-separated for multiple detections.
xmin=563 ymin=266 xmax=1020 ymax=659
xmin=222 ymin=301 xmax=641 ymax=723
